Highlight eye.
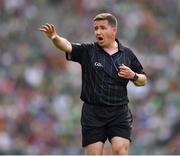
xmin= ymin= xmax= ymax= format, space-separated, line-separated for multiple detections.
xmin=100 ymin=26 xmax=106 ymax=30
xmin=94 ymin=26 xmax=98 ymax=31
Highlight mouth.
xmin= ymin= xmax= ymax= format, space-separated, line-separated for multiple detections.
xmin=97 ymin=36 xmax=104 ymax=43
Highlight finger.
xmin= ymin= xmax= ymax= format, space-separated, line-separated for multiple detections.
xmin=46 ymin=23 xmax=51 ymax=30
xmin=119 ymin=64 xmax=125 ymax=68
xmin=41 ymin=25 xmax=49 ymax=31
xmin=119 ymin=66 xmax=126 ymax=71
xmin=51 ymin=24 xmax=55 ymax=32
xmin=120 ymin=66 xmax=129 ymax=71
xmin=118 ymin=65 xmax=123 ymax=69
xmin=118 ymin=73 xmax=125 ymax=78
xmin=121 ymin=64 xmax=129 ymax=68
xmin=41 ymin=24 xmax=49 ymax=28
xmin=39 ymin=28 xmax=47 ymax=32
xmin=121 ymin=69 xmax=130 ymax=75
xmin=46 ymin=23 xmax=53 ymax=32
xmin=119 ymin=71 xmax=125 ymax=76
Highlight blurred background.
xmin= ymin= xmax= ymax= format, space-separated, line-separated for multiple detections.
xmin=0 ymin=0 xmax=180 ymax=154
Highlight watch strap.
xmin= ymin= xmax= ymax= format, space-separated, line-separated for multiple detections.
xmin=131 ymin=73 xmax=138 ymax=81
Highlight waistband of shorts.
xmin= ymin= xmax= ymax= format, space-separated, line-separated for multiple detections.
xmin=83 ymin=101 xmax=128 ymax=108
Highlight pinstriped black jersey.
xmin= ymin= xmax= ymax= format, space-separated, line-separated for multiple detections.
xmin=66 ymin=39 xmax=145 ymax=106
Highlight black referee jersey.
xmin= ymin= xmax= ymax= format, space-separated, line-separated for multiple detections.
xmin=66 ymin=39 xmax=145 ymax=106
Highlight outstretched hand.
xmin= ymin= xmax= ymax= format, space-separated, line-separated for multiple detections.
xmin=39 ymin=23 xmax=57 ymax=39
xmin=118 ymin=64 xmax=135 ymax=79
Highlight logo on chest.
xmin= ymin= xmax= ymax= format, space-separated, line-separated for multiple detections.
xmin=94 ymin=62 xmax=103 ymax=67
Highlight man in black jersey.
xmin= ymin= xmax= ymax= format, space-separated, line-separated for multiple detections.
xmin=40 ymin=13 xmax=147 ymax=155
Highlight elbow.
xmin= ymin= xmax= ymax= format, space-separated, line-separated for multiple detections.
xmin=144 ymin=76 xmax=148 ymax=85
xmin=144 ymin=79 xmax=148 ymax=85
xmin=134 ymin=77 xmax=147 ymax=86
xmin=140 ymin=74 xmax=148 ymax=86
xmin=141 ymin=77 xmax=148 ymax=86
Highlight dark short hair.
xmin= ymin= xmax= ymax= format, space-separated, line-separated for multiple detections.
xmin=93 ymin=13 xmax=118 ymax=27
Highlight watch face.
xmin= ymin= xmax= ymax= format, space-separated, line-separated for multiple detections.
xmin=132 ymin=73 xmax=138 ymax=81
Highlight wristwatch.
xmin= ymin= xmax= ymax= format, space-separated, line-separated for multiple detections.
xmin=131 ymin=73 xmax=138 ymax=81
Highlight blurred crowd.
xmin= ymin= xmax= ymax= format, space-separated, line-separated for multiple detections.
xmin=0 ymin=0 xmax=179 ymax=154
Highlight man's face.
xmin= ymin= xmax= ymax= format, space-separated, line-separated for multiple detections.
xmin=94 ymin=20 xmax=117 ymax=47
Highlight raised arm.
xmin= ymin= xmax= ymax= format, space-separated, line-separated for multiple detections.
xmin=39 ymin=23 xmax=72 ymax=53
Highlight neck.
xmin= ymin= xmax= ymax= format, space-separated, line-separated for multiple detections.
xmin=103 ymin=40 xmax=118 ymax=55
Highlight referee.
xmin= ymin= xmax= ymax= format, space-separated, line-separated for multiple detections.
xmin=40 ymin=13 xmax=147 ymax=155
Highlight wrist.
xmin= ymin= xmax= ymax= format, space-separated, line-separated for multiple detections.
xmin=51 ymin=34 xmax=57 ymax=40
xmin=131 ymin=72 xmax=139 ymax=82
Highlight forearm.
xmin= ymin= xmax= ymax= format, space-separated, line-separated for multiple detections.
xmin=51 ymin=35 xmax=72 ymax=53
xmin=40 ymin=23 xmax=72 ymax=53
xmin=133 ymin=73 xmax=147 ymax=86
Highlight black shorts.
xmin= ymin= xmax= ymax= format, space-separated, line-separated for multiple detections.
xmin=81 ymin=103 xmax=133 ymax=147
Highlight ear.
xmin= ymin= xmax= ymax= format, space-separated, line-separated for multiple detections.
xmin=112 ymin=27 xmax=117 ymax=35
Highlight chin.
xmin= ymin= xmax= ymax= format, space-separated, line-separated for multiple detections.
xmin=98 ymin=41 xmax=105 ymax=47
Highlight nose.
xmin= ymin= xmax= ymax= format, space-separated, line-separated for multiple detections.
xmin=95 ymin=29 xmax=101 ymax=35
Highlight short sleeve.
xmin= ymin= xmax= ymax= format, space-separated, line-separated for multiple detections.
xmin=66 ymin=43 xmax=89 ymax=64
xmin=130 ymin=52 xmax=146 ymax=75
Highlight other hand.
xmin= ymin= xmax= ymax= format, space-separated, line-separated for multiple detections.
xmin=118 ymin=64 xmax=135 ymax=79
xmin=39 ymin=23 xmax=57 ymax=39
